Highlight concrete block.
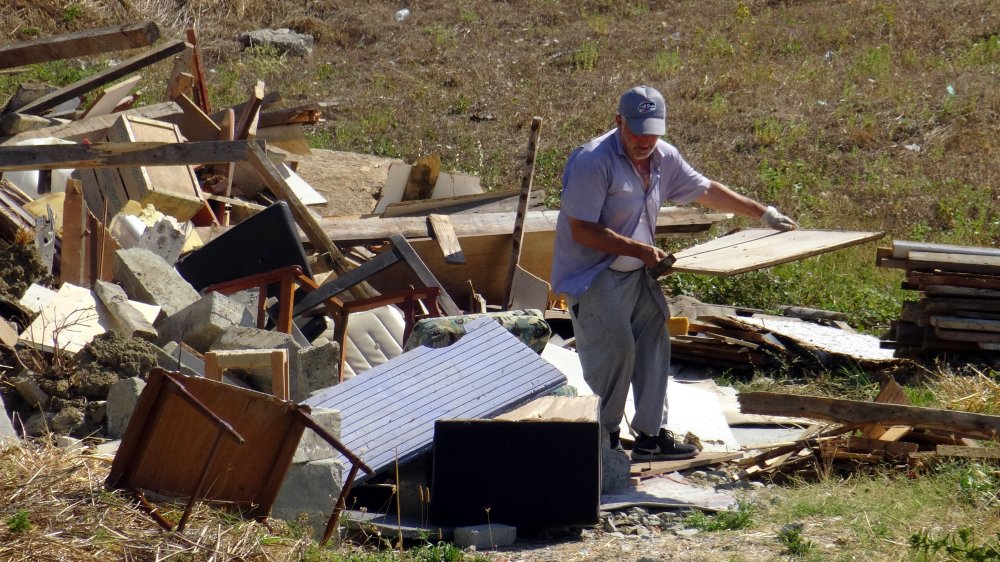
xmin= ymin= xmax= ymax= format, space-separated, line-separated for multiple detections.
xmin=602 ymin=447 xmax=631 ymax=493
xmin=13 ymin=375 xmax=49 ymax=408
xmin=210 ymin=326 xmax=300 ymax=391
xmin=157 ymin=292 xmax=255 ymax=353
xmin=0 ymin=396 xmax=19 ymax=446
xmin=155 ymin=342 xmax=204 ymax=377
xmin=292 ymin=407 xmax=341 ymax=464
xmin=113 ymin=248 xmax=199 ymax=321
xmin=270 ymin=458 xmax=344 ymax=522
xmin=106 ymin=377 xmax=145 ymax=438
xmin=136 ymin=217 xmax=187 ymax=265
xmin=453 ymin=523 xmax=517 ymax=549
xmin=290 ymin=341 xmax=340 ymax=401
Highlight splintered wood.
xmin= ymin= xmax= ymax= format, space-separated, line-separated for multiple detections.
xmin=878 ymin=240 xmax=1000 ymax=355
xmin=736 ymin=378 xmax=997 ymax=480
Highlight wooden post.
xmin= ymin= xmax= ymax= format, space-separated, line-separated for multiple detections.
xmin=60 ymin=179 xmax=87 ymax=285
xmin=503 ymin=116 xmax=543 ymax=310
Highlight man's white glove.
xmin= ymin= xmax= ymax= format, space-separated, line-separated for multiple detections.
xmin=760 ymin=206 xmax=798 ymax=231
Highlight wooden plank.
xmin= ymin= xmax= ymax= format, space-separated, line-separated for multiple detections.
xmin=0 ymin=140 xmax=256 ymax=170
xmin=402 ymin=154 xmax=440 ymax=201
xmin=0 ymin=101 xmax=182 ymax=145
xmin=630 ymin=451 xmax=743 ymax=479
xmin=318 ymin=207 xmax=729 ymax=245
xmin=931 ymin=315 xmax=1000 ymax=333
xmin=172 ymin=93 xmax=222 ymax=141
xmin=907 ymin=251 xmax=1000 ymax=276
xmin=861 ymin=376 xmax=911 ymax=440
xmin=388 ymin=234 xmax=462 ymax=316
xmin=234 ymin=81 xmax=264 ymax=140
xmin=255 ymin=123 xmax=311 ymax=156
xmin=846 ymin=436 xmax=918 ymax=456
xmin=381 ymin=190 xmax=527 ymax=218
xmin=258 ymin=103 xmax=322 ymax=128
xmin=672 ymin=229 xmax=885 ymax=276
xmin=909 ymin=271 xmax=1000 ymax=291
xmin=80 ymin=75 xmax=142 ymax=119
xmin=504 ymin=116 xmax=542 ymax=310
xmin=739 ymin=391 xmax=1000 ymax=440
xmin=17 ymin=39 xmax=188 ymax=116
xmin=303 ymin=317 xmax=566 ymax=483
xmin=59 ymin=179 xmax=87 ymax=285
xmin=922 ymin=298 xmax=1000 ymax=314
xmin=936 ymin=445 xmax=1000 ymax=459
xmin=508 ymin=265 xmax=551 ymax=312
xmin=427 ymin=214 xmax=464 ymax=264
xmin=933 ymin=327 xmax=1000 ymax=343
xmin=924 ymin=285 xmax=1000 ymax=299
xmin=185 ymin=28 xmax=212 ymax=114
xmin=0 ymin=21 xmax=160 ymax=70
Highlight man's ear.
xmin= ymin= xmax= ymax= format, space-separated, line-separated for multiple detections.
xmin=614 ymin=114 xmax=622 ymax=127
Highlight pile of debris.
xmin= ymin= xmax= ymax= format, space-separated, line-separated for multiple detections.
xmin=879 ymin=240 xmax=1000 ymax=356
xmin=737 ymin=376 xmax=1000 ymax=480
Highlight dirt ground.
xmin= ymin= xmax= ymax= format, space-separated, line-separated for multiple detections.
xmin=294 ymin=148 xmax=402 ymax=218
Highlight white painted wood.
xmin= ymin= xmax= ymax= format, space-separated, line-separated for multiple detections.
xmin=672 ymin=229 xmax=884 ymax=276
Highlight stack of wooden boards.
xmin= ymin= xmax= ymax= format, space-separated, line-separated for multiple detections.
xmin=737 ymin=378 xmax=1000 ymax=480
xmin=878 ymin=240 xmax=1000 ymax=355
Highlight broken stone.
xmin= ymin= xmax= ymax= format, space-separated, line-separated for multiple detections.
xmin=270 ymin=458 xmax=344 ymax=522
xmin=13 ymin=375 xmax=49 ymax=409
xmin=156 ymin=291 xmax=255 ymax=353
xmin=106 ymin=377 xmax=145 ymax=438
xmin=602 ymin=447 xmax=631 ymax=493
xmin=113 ymin=248 xmax=199 ymax=321
xmin=292 ymin=407 xmax=341 ymax=464
xmin=453 ymin=523 xmax=517 ymax=549
xmin=238 ymin=28 xmax=314 ymax=57
xmin=290 ymin=341 xmax=340 ymax=401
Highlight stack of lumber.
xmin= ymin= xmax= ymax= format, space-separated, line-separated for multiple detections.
xmin=877 ymin=240 xmax=1000 ymax=355
xmin=736 ymin=378 xmax=1000 ymax=480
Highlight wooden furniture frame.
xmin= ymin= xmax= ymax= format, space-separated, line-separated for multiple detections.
xmin=107 ymin=368 xmax=372 ymax=547
xmin=204 ymin=349 xmax=289 ymax=400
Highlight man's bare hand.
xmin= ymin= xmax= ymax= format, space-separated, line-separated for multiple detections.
xmin=639 ymin=245 xmax=669 ymax=268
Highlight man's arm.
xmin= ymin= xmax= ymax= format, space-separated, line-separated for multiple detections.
xmin=695 ymin=181 xmax=797 ymax=230
xmin=568 ymin=217 xmax=668 ymax=268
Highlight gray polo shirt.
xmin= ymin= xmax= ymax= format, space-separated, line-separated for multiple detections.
xmin=551 ymin=128 xmax=710 ymax=297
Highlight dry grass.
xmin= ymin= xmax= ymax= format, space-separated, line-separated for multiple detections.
xmin=0 ymin=441 xmax=308 ymax=560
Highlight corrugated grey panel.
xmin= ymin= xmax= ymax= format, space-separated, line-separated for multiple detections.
xmin=303 ymin=317 xmax=566 ymax=482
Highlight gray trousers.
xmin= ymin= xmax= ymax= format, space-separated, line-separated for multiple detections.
xmin=567 ymin=267 xmax=670 ymax=437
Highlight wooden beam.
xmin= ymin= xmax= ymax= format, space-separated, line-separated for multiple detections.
xmin=245 ymin=144 xmax=379 ymax=300
xmin=258 ymin=103 xmax=322 ymax=128
xmin=314 ymin=208 xmax=729 ymax=245
xmin=0 ymin=21 xmax=160 ymax=70
xmin=59 ymin=179 xmax=86 ymax=285
xmin=234 ymin=81 xmax=265 ymax=140
xmin=428 ymin=214 xmax=464 ymax=264
xmin=16 ymin=39 xmax=188 ymax=116
xmin=1 ymin=101 xmax=182 ymax=145
xmin=185 ymin=28 xmax=212 ymax=114
xmin=504 ymin=116 xmax=542 ymax=310
xmin=0 ymin=140 xmax=260 ymax=171
xmin=402 ymin=154 xmax=440 ymax=201
xmin=739 ymin=391 xmax=1000 ymax=440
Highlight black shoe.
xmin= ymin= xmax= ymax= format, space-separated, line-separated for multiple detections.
xmin=631 ymin=429 xmax=698 ymax=461
xmin=608 ymin=429 xmax=625 ymax=452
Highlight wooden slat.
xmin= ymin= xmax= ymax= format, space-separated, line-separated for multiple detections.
xmin=427 ymin=214 xmax=464 ymax=264
xmin=317 ymin=208 xmax=729 ymax=245
xmin=16 ymin=39 xmax=188 ymax=116
xmin=59 ymin=179 xmax=86 ymax=285
xmin=936 ymin=445 xmax=1000 ymax=459
xmin=0 ymin=101 xmax=182 ymax=145
xmin=739 ymin=391 xmax=1000 ymax=440
xmin=931 ymin=315 xmax=1000 ymax=333
xmin=0 ymin=140 xmax=257 ymax=171
xmin=630 ymin=451 xmax=743 ymax=478
xmin=401 ymin=154 xmax=440 ymax=201
xmin=172 ymin=93 xmax=222 ymax=142
xmin=892 ymin=240 xmax=1000 ymax=260
xmin=907 ymin=251 xmax=1000 ymax=276
xmin=80 ymin=75 xmax=142 ymax=119
xmin=303 ymin=317 xmax=566 ymax=483
xmin=0 ymin=21 xmax=160 ymax=70
xmin=504 ymin=116 xmax=542 ymax=310
xmin=672 ymin=229 xmax=885 ymax=276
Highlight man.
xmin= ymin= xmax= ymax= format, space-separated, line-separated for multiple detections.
xmin=552 ymin=85 xmax=797 ymax=461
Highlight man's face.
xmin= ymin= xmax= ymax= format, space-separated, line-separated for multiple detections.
xmin=615 ymin=115 xmax=660 ymax=162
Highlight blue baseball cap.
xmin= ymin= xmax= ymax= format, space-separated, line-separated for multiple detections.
xmin=618 ymin=85 xmax=666 ymax=135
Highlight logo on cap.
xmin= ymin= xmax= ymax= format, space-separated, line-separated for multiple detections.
xmin=637 ymin=100 xmax=657 ymax=114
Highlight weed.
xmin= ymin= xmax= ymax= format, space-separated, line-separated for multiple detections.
xmin=425 ymin=25 xmax=457 ymax=50
xmin=910 ymin=527 xmax=1000 ymax=561
xmin=684 ymin=499 xmax=756 ymax=531
xmin=449 ymin=94 xmax=471 ymax=116
xmin=653 ymin=51 xmax=683 ymax=76
xmin=7 ymin=510 xmax=30 ymax=533
xmin=777 ymin=523 xmax=815 ymax=556
xmin=62 ymin=4 xmax=83 ymax=23
xmin=572 ymin=41 xmax=600 ymax=71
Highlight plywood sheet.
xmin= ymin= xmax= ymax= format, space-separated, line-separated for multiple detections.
xmin=731 ymin=316 xmax=896 ymax=362
xmin=19 ymin=282 xmax=159 ymax=354
xmin=672 ymin=229 xmax=884 ymax=276
xmin=303 ymin=317 xmax=566 ymax=483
